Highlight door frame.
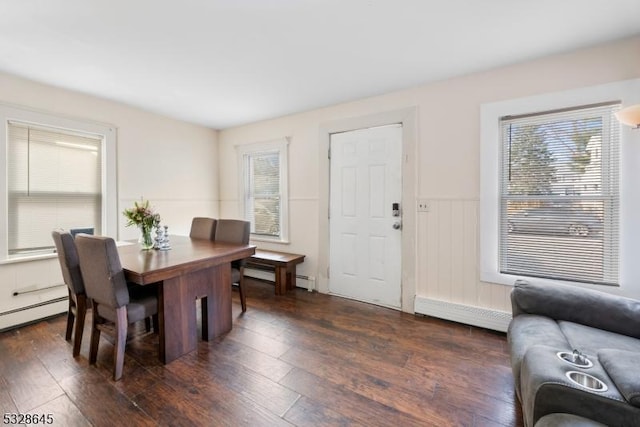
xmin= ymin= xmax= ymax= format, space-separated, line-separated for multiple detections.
xmin=318 ymin=107 xmax=418 ymax=313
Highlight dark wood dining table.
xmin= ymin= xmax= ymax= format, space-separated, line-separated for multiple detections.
xmin=117 ymin=235 xmax=255 ymax=364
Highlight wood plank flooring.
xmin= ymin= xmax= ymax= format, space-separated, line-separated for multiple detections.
xmin=0 ymin=279 xmax=523 ymax=426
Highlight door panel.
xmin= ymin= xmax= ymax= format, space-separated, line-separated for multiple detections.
xmin=329 ymin=124 xmax=402 ymax=308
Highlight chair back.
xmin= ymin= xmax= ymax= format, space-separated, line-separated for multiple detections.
xmin=51 ymin=229 xmax=85 ymax=296
xmin=75 ymin=235 xmax=130 ymax=309
xmin=190 ymin=217 xmax=217 ymax=240
xmin=214 ymin=219 xmax=250 ymax=245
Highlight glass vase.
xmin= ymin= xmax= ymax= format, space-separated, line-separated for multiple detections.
xmin=139 ymin=225 xmax=155 ymax=250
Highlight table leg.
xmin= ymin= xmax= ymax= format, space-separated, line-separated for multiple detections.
xmin=157 ymin=263 xmax=232 ymax=364
xmin=206 ymin=263 xmax=232 ymax=338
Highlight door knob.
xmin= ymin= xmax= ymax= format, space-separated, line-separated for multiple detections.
xmin=392 ymin=222 xmax=401 ymax=230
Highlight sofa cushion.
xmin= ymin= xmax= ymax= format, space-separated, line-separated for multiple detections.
xmin=599 ymin=349 xmax=640 ymax=408
xmin=558 ymin=321 xmax=640 ymax=356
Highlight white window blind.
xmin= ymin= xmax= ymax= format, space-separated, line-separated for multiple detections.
xmin=244 ymin=150 xmax=281 ymax=237
xmin=237 ymin=138 xmax=289 ymax=242
xmin=499 ymin=102 xmax=620 ymax=285
xmin=7 ymin=122 xmax=102 ymax=256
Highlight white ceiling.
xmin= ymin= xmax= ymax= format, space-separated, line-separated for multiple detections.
xmin=1 ymin=0 xmax=639 ymax=129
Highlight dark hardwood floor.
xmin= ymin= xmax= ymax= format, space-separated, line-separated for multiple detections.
xmin=0 ymin=279 xmax=523 ymax=426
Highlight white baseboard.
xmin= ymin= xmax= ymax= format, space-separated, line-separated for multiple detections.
xmin=414 ymin=296 xmax=512 ymax=332
xmin=0 ymin=299 xmax=67 ymax=331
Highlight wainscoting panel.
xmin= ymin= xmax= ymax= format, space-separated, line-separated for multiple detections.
xmin=0 ymin=257 xmax=67 ymax=331
xmin=416 ymin=198 xmax=512 ymax=331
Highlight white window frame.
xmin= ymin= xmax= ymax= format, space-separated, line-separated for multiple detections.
xmin=236 ymin=137 xmax=289 ymax=244
xmin=0 ymin=104 xmax=117 ymax=263
xmin=480 ymin=79 xmax=640 ymax=288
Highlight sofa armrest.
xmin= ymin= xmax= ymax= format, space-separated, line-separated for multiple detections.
xmin=511 ymin=280 xmax=640 ymax=339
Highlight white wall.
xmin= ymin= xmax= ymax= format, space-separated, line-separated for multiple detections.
xmin=218 ymin=36 xmax=640 ymax=328
xmin=1 ymin=36 xmax=638 ymax=331
xmin=0 ymin=72 xmax=219 ymax=329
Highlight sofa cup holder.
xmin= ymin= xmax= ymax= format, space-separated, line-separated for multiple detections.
xmin=556 ymin=351 xmax=593 ymax=368
xmin=565 ymin=371 xmax=608 ymax=393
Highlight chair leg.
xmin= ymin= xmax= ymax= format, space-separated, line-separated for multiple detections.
xmin=65 ymin=289 xmax=76 ymax=341
xmin=89 ymin=303 xmax=101 ymax=365
xmin=144 ymin=317 xmax=152 ymax=332
xmin=72 ymin=295 xmax=87 ymax=357
xmin=65 ymin=301 xmax=75 ymax=341
xmin=113 ymin=307 xmax=128 ymax=381
xmin=238 ymin=267 xmax=246 ymax=313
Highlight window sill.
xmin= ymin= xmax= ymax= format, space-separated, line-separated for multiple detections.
xmin=480 ymin=271 xmax=520 ymax=287
xmin=250 ymin=236 xmax=290 ymax=245
xmin=481 ymin=270 xmax=619 ymax=289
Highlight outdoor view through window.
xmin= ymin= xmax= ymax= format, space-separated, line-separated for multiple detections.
xmin=499 ymin=103 xmax=620 ymax=285
xmin=246 ymin=151 xmax=281 ymax=237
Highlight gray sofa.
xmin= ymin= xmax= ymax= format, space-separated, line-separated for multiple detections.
xmin=508 ymin=280 xmax=640 ymax=426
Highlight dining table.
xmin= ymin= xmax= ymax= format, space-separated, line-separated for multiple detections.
xmin=117 ymin=235 xmax=255 ymax=364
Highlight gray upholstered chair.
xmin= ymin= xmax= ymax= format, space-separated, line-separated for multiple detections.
xmin=189 ymin=217 xmax=217 ymax=240
xmin=51 ymin=229 xmax=88 ymax=357
xmin=214 ymin=219 xmax=250 ymax=312
xmin=75 ymin=234 xmax=158 ymax=381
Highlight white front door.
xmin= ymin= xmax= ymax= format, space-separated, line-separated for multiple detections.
xmin=329 ymin=124 xmax=402 ymax=308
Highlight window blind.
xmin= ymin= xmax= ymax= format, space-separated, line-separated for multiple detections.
xmin=245 ymin=151 xmax=281 ymax=237
xmin=7 ymin=122 xmax=102 ymax=255
xmin=499 ymin=102 xmax=620 ymax=285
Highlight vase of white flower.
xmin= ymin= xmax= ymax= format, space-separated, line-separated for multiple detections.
xmin=123 ymin=199 xmax=161 ymax=250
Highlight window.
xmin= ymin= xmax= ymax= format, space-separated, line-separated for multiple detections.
xmin=480 ymin=80 xmax=640 ymax=288
xmin=8 ymin=122 xmax=102 ymax=256
xmin=499 ymin=103 xmax=619 ymax=285
xmin=236 ymin=138 xmax=289 ymax=242
xmin=0 ymin=104 xmax=116 ymax=261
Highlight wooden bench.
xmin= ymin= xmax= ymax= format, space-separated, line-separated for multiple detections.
xmin=246 ymin=249 xmax=305 ymax=295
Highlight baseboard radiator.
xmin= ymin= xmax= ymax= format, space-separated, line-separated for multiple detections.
xmin=245 ymin=268 xmax=316 ymax=292
xmin=0 ymin=296 xmax=68 ymax=332
xmin=414 ymin=296 xmax=512 ymax=333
